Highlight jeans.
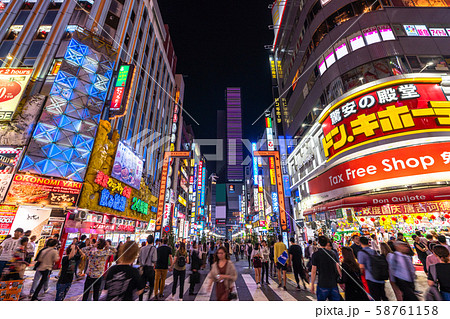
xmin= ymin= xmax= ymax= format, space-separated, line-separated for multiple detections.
xmin=82 ymin=276 xmax=102 ymax=301
xmin=30 ymin=270 xmax=48 ymax=294
xmin=154 ymin=269 xmax=168 ymax=297
xmin=139 ymin=266 xmax=155 ymax=300
xmin=316 ymin=286 xmax=341 ymax=301
xmin=234 ymin=253 xmax=239 ymax=262
xmin=367 ymin=280 xmax=388 ymax=301
xmin=441 ymin=291 xmax=450 ymax=301
xmin=395 ymin=277 xmax=418 ymax=301
xmin=248 ymin=255 xmax=252 ymax=268
xmin=31 ymin=270 xmax=51 ymax=300
xmin=261 ymin=261 xmax=269 ymax=283
xmin=55 ymin=282 xmax=72 ymax=301
xmin=172 ymin=269 xmax=186 ymax=299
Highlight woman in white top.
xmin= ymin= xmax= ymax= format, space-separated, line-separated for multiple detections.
xmin=251 ymin=243 xmax=263 ymax=287
xmin=260 ymin=240 xmax=270 ymax=285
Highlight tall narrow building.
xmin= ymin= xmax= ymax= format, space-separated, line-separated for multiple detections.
xmin=226 ymin=87 xmax=243 ymax=182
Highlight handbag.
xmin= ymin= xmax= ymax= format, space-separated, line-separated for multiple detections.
xmin=228 ymin=288 xmax=237 ymax=300
xmin=33 ymin=248 xmax=50 ymax=271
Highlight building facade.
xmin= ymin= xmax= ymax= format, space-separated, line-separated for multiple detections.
xmin=270 ymin=0 xmax=450 ymax=239
xmin=0 ymin=0 xmax=185 ymax=247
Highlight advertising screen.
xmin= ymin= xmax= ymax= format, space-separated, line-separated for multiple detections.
xmin=111 ymin=141 xmax=143 ymax=190
xmin=0 ymin=68 xmax=33 ymax=121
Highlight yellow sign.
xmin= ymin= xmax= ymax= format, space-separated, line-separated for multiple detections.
xmin=178 ymin=195 xmax=186 ymax=207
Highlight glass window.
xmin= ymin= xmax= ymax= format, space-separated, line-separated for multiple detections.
xmin=105 ymin=12 xmax=120 ymax=30
xmin=25 ymin=40 xmax=44 ymax=58
xmin=21 ymin=58 xmax=36 ymax=66
xmin=42 ymin=10 xmax=58 ymax=25
xmin=36 ymin=26 xmax=52 ymax=39
xmin=318 ymin=59 xmax=326 ymax=75
xmin=348 ymin=31 xmax=365 ymax=51
xmin=14 ymin=10 xmax=31 ymax=25
xmin=4 ymin=25 xmax=23 ymax=40
xmin=109 ymin=0 xmax=123 ymax=16
xmin=0 ymin=40 xmax=13 ymax=58
xmin=325 ymin=50 xmax=336 ymax=68
xmin=378 ymin=25 xmax=395 ymax=40
xmin=363 ymin=27 xmax=381 ymax=44
xmin=334 ymin=40 xmax=348 ymax=59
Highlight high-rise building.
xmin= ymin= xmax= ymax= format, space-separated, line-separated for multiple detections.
xmin=270 ymin=0 xmax=450 ymax=238
xmin=226 ymin=87 xmax=243 ymax=182
xmin=0 ymin=0 xmax=185 ymax=244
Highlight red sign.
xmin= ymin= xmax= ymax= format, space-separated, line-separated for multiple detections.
xmin=309 ymin=142 xmax=450 ymax=196
xmin=5 ymin=174 xmax=82 ymax=206
xmin=303 ymin=186 xmax=450 ymax=214
xmin=320 ymin=80 xmax=448 ymax=160
xmin=110 ymin=86 xmax=125 ymax=110
xmin=117 ymin=224 xmax=135 ymax=232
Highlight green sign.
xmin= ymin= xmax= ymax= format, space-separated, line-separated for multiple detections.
xmin=116 ymin=65 xmax=130 ymax=87
xmin=131 ymin=197 xmax=148 ymax=215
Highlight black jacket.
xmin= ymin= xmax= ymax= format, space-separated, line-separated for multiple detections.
xmin=190 ymin=249 xmax=202 ymax=271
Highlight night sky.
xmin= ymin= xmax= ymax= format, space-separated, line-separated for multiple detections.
xmin=157 ymin=0 xmax=274 ymax=142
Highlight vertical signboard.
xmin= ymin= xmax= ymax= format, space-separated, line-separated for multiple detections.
xmin=252 ymin=143 xmax=258 ymax=185
xmin=269 ymin=157 xmax=276 ymax=185
xmin=109 ymin=64 xmax=135 ymax=119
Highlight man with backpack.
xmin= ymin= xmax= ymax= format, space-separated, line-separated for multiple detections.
xmin=138 ymin=235 xmax=157 ymax=300
xmin=358 ymin=236 xmax=388 ymax=301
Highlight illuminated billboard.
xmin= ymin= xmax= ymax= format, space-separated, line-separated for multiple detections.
xmin=111 ymin=141 xmax=143 ymax=190
xmin=319 ymin=79 xmax=449 ymax=160
xmin=109 ymin=64 xmax=135 ymax=119
xmin=0 ymin=68 xmax=33 ymax=121
xmin=272 ymin=0 xmax=287 ymax=47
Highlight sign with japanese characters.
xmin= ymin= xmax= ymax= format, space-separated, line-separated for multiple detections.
xmin=109 ymin=64 xmax=135 ymax=119
xmin=308 ymin=142 xmax=450 ymax=202
xmin=131 ymin=197 xmax=148 ymax=215
xmin=320 ymin=80 xmax=448 ymax=160
xmin=5 ymin=174 xmax=82 ymax=206
xmin=0 ymin=68 xmax=33 ymax=121
xmin=355 ymin=200 xmax=450 ymax=216
xmin=95 ymin=170 xmax=131 ymax=212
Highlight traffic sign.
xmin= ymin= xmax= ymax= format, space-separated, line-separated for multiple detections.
xmin=163 ymin=226 xmax=170 ymax=232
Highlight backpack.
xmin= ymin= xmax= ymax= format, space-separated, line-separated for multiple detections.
xmin=361 ymin=250 xmax=389 ymax=281
xmin=177 ymin=254 xmax=186 ymax=267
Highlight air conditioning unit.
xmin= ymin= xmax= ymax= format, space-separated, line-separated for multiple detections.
xmin=75 ymin=210 xmax=87 ymax=221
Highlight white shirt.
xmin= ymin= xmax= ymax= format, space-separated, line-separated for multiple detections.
xmin=0 ymin=237 xmax=20 ymax=261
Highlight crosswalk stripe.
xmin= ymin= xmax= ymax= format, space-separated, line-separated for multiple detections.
xmin=242 ymin=274 xmax=268 ymax=301
xmin=267 ymin=278 xmax=297 ymax=301
xmin=195 ymin=276 xmax=214 ymax=301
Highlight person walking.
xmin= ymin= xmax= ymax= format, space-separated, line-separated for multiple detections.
xmin=260 ymin=240 xmax=270 ymax=285
xmin=170 ymin=242 xmax=189 ymax=301
xmin=274 ymin=235 xmax=288 ymax=290
xmin=1 ymin=237 xmax=29 ymax=280
xmin=81 ymin=238 xmax=116 ymax=301
xmin=350 ymin=234 xmax=362 ymax=258
xmin=0 ymin=228 xmax=23 ymax=275
xmin=25 ymin=235 xmax=37 ymax=264
xmin=340 ymin=246 xmax=369 ymax=301
xmin=246 ymin=241 xmax=253 ymax=269
xmin=427 ymin=245 xmax=450 ymax=301
xmin=289 ymin=237 xmax=308 ymax=290
xmin=31 ymin=239 xmax=59 ymax=300
xmin=251 ymin=242 xmax=262 ymax=287
xmin=137 ymin=235 xmax=157 ymax=300
xmin=269 ymin=241 xmax=275 ymax=277
xmin=207 ymin=242 xmax=216 ymax=270
xmin=240 ymin=243 xmax=245 ymax=260
xmin=387 ymin=240 xmax=419 ymax=301
xmin=154 ymin=237 xmax=173 ymax=300
xmin=105 ymin=241 xmax=145 ymax=301
xmin=207 ymin=246 xmax=238 ymax=301
xmin=358 ymin=236 xmax=388 ymax=301
xmin=233 ymin=242 xmax=240 ymax=262
xmin=371 ymin=234 xmax=380 ymax=253
xmin=413 ymin=234 xmax=429 ymax=274
xmin=380 ymin=242 xmax=402 ymax=301
xmin=55 ymin=243 xmax=84 ymax=301
xmin=310 ymin=236 xmax=342 ymax=301
xmin=189 ymin=241 xmax=202 ymax=295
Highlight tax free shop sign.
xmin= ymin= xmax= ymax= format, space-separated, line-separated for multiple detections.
xmin=308 ymin=142 xmax=450 ymax=203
